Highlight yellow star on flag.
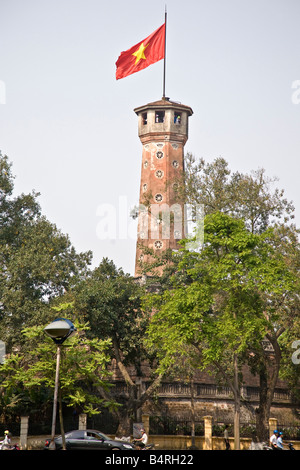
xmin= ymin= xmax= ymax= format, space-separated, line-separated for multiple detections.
xmin=132 ymin=42 xmax=149 ymax=65
xmin=115 ymin=23 xmax=165 ymax=80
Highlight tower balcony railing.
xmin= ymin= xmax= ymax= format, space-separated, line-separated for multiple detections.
xmin=109 ymin=381 xmax=291 ymax=403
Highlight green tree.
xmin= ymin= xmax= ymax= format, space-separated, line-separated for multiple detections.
xmin=254 ymin=223 xmax=300 ymax=431
xmin=175 ymin=154 xmax=295 ymax=233
xmin=145 ymin=212 xmax=297 ymax=445
xmin=74 ymin=258 xmax=163 ymax=436
xmin=0 ymin=321 xmax=116 ymax=437
xmin=138 ymin=155 xmax=296 ymax=283
xmin=0 ymin=153 xmax=92 ymax=350
xmin=143 ymin=155 xmax=299 ymax=441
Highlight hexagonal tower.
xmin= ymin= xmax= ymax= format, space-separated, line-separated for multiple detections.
xmin=134 ymin=97 xmax=193 ymax=278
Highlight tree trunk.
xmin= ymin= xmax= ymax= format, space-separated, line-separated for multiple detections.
xmin=255 ymin=365 xmax=269 ymax=441
xmin=113 ymin=374 xmax=164 ymax=437
xmin=58 ymin=385 xmax=66 ymax=450
xmin=233 ymin=353 xmax=240 ymax=450
xmin=104 ymin=336 xmax=165 ymax=437
xmin=115 ymin=410 xmax=132 ymax=437
xmin=190 ymin=378 xmax=196 ymax=448
xmin=255 ymin=335 xmax=282 ymax=441
xmin=233 ymin=405 xmax=240 ymax=450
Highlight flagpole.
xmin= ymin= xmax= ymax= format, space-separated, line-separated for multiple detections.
xmin=163 ymin=6 xmax=167 ymax=99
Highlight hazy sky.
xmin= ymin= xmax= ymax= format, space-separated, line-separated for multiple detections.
xmin=0 ymin=0 xmax=299 ymax=275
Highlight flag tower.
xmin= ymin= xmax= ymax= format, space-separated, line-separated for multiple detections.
xmin=134 ymin=98 xmax=193 ymax=278
xmin=115 ymin=13 xmax=193 ymax=277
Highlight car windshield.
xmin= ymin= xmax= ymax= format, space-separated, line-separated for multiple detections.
xmin=86 ymin=431 xmax=110 ymax=441
xmin=60 ymin=430 xmax=111 ymax=441
xmin=65 ymin=431 xmax=85 ymax=439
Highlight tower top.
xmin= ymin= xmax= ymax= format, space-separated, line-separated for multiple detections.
xmin=134 ymin=97 xmax=193 ymax=116
xmin=134 ymin=98 xmax=193 ymax=145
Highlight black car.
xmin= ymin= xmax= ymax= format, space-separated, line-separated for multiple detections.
xmin=44 ymin=429 xmax=136 ymax=450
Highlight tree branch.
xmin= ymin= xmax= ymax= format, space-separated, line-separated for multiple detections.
xmin=136 ymin=372 xmax=164 ymax=408
xmin=112 ymin=336 xmax=135 ymax=387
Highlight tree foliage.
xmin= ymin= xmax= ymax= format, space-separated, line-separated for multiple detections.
xmin=146 ymin=212 xmax=295 ymax=370
xmin=145 ymin=209 xmax=299 ymax=441
xmin=74 ymin=258 xmax=148 ymax=368
xmin=176 ymin=154 xmax=295 ymax=233
xmin=0 ymin=321 xmax=116 ymax=419
xmin=73 ymin=258 xmax=163 ymax=436
xmin=0 ymin=153 xmax=92 ymax=350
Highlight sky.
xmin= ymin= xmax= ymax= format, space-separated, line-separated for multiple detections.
xmin=0 ymin=0 xmax=299 ymax=275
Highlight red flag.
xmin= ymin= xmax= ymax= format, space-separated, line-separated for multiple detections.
xmin=116 ymin=23 xmax=165 ymax=80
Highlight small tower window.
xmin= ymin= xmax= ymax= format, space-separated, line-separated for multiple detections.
xmin=155 ymin=111 xmax=165 ymax=123
xmin=154 ymin=240 xmax=163 ymax=249
xmin=174 ymin=112 xmax=182 ymax=124
xmin=156 ymin=151 xmax=164 ymax=159
xmin=142 ymin=113 xmax=147 ymax=125
xmin=172 ymin=160 xmax=179 ymax=168
xmin=155 ymin=170 xmax=164 ymax=179
xmin=155 ymin=193 xmax=163 ymax=202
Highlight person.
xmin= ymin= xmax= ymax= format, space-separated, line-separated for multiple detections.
xmin=135 ymin=429 xmax=148 ymax=449
xmin=224 ymin=425 xmax=230 ymax=450
xmin=249 ymin=432 xmax=264 ymax=450
xmin=1 ymin=430 xmax=11 ymax=450
xmin=270 ymin=430 xmax=279 ymax=449
xmin=277 ymin=432 xmax=288 ymax=450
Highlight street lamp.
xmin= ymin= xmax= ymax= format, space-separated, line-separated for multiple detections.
xmin=44 ymin=318 xmax=76 ymax=449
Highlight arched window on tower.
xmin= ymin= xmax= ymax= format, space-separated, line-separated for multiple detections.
xmin=155 ymin=111 xmax=165 ymax=123
xmin=174 ymin=112 xmax=182 ymax=124
xmin=142 ymin=112 xmax=147 ymax=125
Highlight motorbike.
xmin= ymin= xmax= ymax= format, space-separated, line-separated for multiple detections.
xmin=132 ymin=439 xmax=155 ymax=450
xmin=262 ymin=442 xmax=295 ymax=451
xmin=0 ymin=442 xmax=20 ymax=450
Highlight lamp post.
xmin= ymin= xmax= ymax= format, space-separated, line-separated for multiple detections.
xmin=44 ymin=318 xmax=76 ymax=449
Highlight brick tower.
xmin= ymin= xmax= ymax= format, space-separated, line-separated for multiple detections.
xmin=134 ymin=97 xmax=193 ymax=278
